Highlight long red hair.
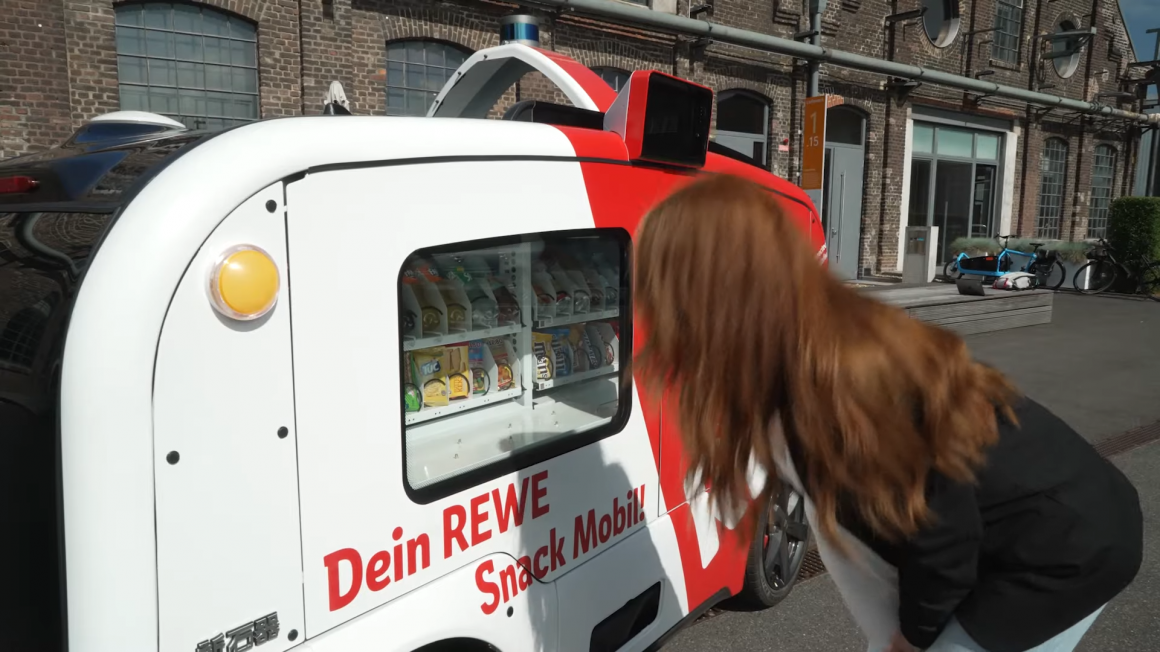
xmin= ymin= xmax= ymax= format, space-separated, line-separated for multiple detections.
xmin=635 ymin=174 xmax=1018 ymax=546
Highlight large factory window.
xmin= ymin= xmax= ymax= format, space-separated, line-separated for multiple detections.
xmin=1088 ymin=145 xmax=1117 ymax=239
xmin=114 ymin=2 xmax=259 ymax=131
xmin=386 ymin=40 xmax=472 ymax=117
xmin=1036 ymin=138 xmax=1069 ymax=240
xmin=992 ymin=0 xmax=1023 ymax=65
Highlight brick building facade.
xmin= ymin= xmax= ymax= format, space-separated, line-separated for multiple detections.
xmin=0 ymin=0 xmax=1147 ymax=276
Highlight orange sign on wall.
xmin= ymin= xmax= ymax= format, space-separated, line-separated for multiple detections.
xmin=801 ymin=95 xmax=829 ymax=191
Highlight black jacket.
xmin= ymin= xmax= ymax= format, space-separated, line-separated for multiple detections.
xmin=797 ymin=397 xmax=1143 ymax=651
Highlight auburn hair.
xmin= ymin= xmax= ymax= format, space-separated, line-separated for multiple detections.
xmin=635 ymin=174 xmax=1018 ymax=548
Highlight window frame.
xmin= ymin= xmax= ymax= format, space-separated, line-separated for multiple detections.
xmin=992 ymin=0 xmax=1024 ymax=65
xmin=1088 ymin=145 xmax=1117 ymax=240
xmin=113 ymin=1 xmax=260 ymax=131
xmin=921 ymin=0 xmax=961 ymax=48
xmin=1035 ymin=137 xmax=1069 ymax=240
xmin=385 ymin=39 xmax=473 ymax=117
xmin=397 ymin=227 xmax=635 ymax=505
xmin=715 ymin=89 xmax=771 ymax=167
xmin=591 ymin=66 xmax=633 ymax=93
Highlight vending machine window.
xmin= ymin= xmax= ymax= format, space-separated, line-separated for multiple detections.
xmin=398 ymin=228 xmax=632 ymax=496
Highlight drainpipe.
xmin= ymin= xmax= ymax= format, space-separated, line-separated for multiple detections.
xmin=808 ymin=0 xmax=824 ymax=97
xmin=1149 ymin=126 xmax=1159 ymax=195
xmin=523 ymin=0 xmax=1159 ymax=124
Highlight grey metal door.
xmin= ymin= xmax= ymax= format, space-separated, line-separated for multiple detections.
xmin=823 ymin=145 xmax=864 ymax=278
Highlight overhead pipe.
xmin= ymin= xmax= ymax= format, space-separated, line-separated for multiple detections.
xmin=525 ymin=0 xmax=1160 ymax=124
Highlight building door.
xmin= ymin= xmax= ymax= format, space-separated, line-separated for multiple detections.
xmin=909 ymin=122 xmax=1002 ymax=263
xmin=820 ymin=107 xmax=866 ymax=278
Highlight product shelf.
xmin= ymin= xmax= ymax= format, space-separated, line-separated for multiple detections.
xmin=403 ymin=323 xmax=523 ymax=352
xmin=404 ymin=387 xmax=523 ymax=426
xmin=534 ymin=308 xmax=619 ymax=329
xmin=534 ymin=363 xmax=619 ymax=391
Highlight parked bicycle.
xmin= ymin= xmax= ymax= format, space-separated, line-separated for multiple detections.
xmin=1072 ymin=238 xmax=1160 ymax=300
xmin=944 ymin=235 xmax=1066 ymax=290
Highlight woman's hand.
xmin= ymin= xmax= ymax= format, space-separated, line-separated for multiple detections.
xmin=885 ymin=631 xmax=919 ymax=652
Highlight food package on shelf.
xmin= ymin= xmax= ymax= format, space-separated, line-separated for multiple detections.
xmin=581 ymin=269 xmax=607 ymax=311
xmin=410 ymin=345 xmax=469 ymax=408
xmin=532 ymin=271 xmax=560 ymax=320
xmin=533 ymin=331 xmax=555 ymax=381
xmin=464 ymin=278 xmax=499 ymax=329
xmin=402 ymin=352 xmax=422 ymax=413
xmin=445 ymin=344 xmax=471 ymax=401
xmin=415 ymin=258 xmax=471 ymax=334
xmin=585 ymin=322 xmax=617 ymax=368
xmin=543 ymin=328 xmax=574 ymax=377
xmin=491 ymin=280 xmax=522 ymax=326
xmin=441 ymin=258 xmax=498 ymax=331
xmin=401 ymin=262 xmax=447 ymax=338
xmin=485 ymin=337 xmax=518 ymax=392
xmin=569 ymin=323 xmax=600 ymax=371
xmin=468 ymin=340 xmax=491 ymax=397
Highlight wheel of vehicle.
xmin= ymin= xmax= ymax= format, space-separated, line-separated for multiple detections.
xmin=1073 ymin=261 xmax=1117 ymax=295
xmin=943 ymin=259 xmax=963 ymax=280
xmin=1141 ymin=263 xmax=1160 ymax=302
xmin=735 ymin=481 xmax=811 ymax=609
xmin=1030 ymin=258 xmax=1066 ymax=290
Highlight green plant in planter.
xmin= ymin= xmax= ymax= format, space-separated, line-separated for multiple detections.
xmin=946 ymin=236 xmax=1092 ymax=264
xmin=1107 ymin=197 xmax=1160 ymax=267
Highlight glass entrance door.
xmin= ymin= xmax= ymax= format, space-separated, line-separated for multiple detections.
xmin=909 ymin=123 xmax=1003 ymax=264
xmin=933 ymin=161 xmax=973 ymax=262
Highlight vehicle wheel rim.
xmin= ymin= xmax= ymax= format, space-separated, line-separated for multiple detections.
xmin=762 ymin=486 xmax=809 ymax=590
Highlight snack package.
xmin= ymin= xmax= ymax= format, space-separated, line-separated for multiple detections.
xmin=411 ymin=348 xmax=449 ymax=408
xmin=566 ymin=270 xmax=592 ymax=313
xmin=485 ymin=337 xmax=516 ymax=391
xmin=403 ymin=384 xmax=422 ymax=413
xmin=582 ymin=269 xmax=606 ymax=311
xmin=545 ymin=328 xmax=574 ymax=377
xmin=569 ymin=323 xmax=599 ymax=371
xmin=567 ymin=324 xmax=591 ymax=373
xmin=468 ymin=341 xmax=490 ymax=396
xmin=445 ymin=261 xmax=497 ymax=330
xmin=401 ymin=264 xmax=444 ymax=337
xmin=491 ymin=281 xmax=521 ymax=326
xmin=533 ymin=332 xmax=555 ymax=381
xmin=411 ymin=345 xmax=469 ymax=407
xmin=402 ymin=352 xmax=422 ymax=412
xmin=447 ymin=345 xmax=470 ymax=400
xmin=466 ymin=279 xmax=499 ymax=329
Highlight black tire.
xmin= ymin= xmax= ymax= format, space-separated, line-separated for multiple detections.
xmin=1030 ymin=258 xmax=1066 ymax=291
xmin=735 ymin=481 xmax=811 ymax=609
xmin=1074 ymin=261 xmax=1117 ymax=295
xmin=943 ymin=259 xmax=963 ymax=281
xmin=1141 ymin=263 xmax=1160 ymax=302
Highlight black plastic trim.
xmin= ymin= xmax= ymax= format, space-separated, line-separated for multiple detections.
xmin=302 ymin=154 xmax=812 ymax=211
xmin=641 ymin=588 xmax=732 ymax=652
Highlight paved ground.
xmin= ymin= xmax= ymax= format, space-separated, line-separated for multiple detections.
xmin=664 ymin=292 xmax=1160 ymax=652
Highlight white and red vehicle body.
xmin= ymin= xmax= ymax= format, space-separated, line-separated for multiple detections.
xmin=0 ymin=44 xmax=823 ymax=652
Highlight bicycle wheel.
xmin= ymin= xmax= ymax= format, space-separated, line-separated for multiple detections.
xmin=943 ymin=259 xmax=963 ymax=280
xmin=1141 ymin=263 xmax=1160 ymax=302
xmin=1074 ymin=261 xmax=1118 ymax=295
xmin=1030 ymin=258 xmax=1066 ymax=290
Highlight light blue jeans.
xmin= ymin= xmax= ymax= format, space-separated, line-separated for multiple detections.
xmin=926 ymin=605 xmax=1106 ymax=652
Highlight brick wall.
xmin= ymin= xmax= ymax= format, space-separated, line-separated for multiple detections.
xmin=1 ymin=0 xmax=1144 ymax=276
xmin=0 ymin=0 xmax=72 ymax=159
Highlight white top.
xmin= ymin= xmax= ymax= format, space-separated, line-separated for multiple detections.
xmin=771 ymin=428 xmax=902 ymax=652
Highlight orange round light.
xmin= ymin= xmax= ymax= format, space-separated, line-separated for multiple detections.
xmin=207 ymin=244 xmax=280 ymax=321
